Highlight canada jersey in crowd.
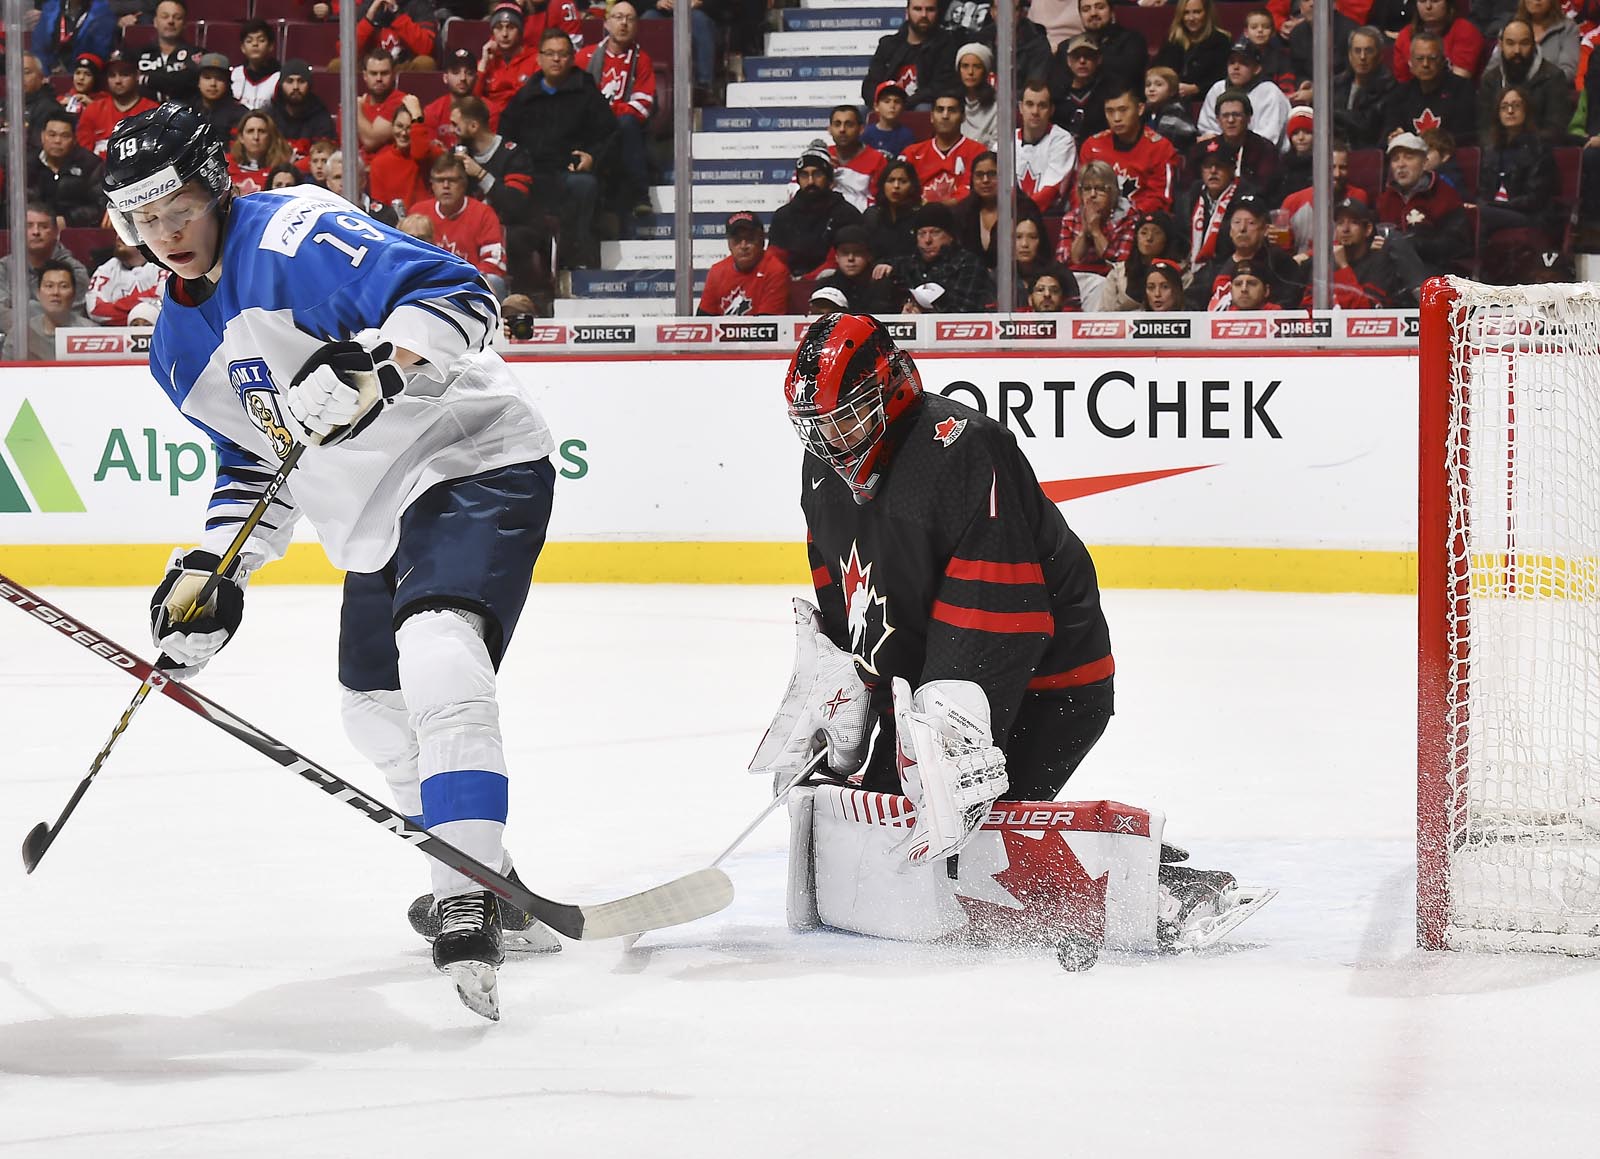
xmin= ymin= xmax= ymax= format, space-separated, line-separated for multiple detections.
xmin=802 ymin=390 xmax=1114 ymax=751
xmin=147 ymin=185 xmax=553 ymax=573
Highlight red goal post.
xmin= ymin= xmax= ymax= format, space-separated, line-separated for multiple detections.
xmin=1417 ymin=276 xmax=1600 ymax=954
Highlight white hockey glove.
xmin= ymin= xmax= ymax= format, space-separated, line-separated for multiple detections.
xmin=284 ymin=340 xmax=404 ymax=447
xmin=892 ymin=677 xmax=1008 ymax=867
xmin=149 ymin=548 xmax=250 ymax=674
xmin=748 ymin=598 xmax=872 ymax=793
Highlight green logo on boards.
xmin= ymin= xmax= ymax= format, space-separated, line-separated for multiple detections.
xmin=0 ymin=401 xmax=86 ymax=514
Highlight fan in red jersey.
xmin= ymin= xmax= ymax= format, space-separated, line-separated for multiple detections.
xmin=901 ymin=92 xmax=987 ymax=203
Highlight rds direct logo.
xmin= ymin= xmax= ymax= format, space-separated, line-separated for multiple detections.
xmin=0 ymin=401 xmax=85 ymax=513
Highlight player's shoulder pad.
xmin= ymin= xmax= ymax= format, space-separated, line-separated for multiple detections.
xmin=914 ymin=391 xmax=1012 ymax=462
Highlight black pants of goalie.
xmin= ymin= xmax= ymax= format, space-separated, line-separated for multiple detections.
xmin=857 ymin=676 xmax=1114 ymax=801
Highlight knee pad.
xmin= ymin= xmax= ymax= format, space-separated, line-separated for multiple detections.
xmin=341 ymin=686 xmax=415 ymax=771
xmin=341 ymin=686 xmax=421 ymax=815
xmin=395 ymin=607 xmax=502 ymax=766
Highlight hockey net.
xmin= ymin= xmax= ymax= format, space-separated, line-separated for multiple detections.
xmin=1418 ymin=277 xmax=1600 ymax=953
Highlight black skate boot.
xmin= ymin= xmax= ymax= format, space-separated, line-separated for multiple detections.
xmin=433 ymin=891 xmax=505 ymax=1021
xmin=408 ymin=865 xmax=561 ymax=953
xmin=1156 ymin=865 xmax=1238 ymax=952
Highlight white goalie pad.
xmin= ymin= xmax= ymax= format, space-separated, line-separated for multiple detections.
xmin=749 ymin=598 xmax=872 ymax=787
xmin=803 ymin=786 xmax=1166 ymax=952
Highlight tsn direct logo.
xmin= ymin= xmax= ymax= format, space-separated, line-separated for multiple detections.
xmin=1210 ymin=318 xmax=1270 ymax=340
xmin=655 ymin=323 xmax=713 ymax=343
xmin=935 ymin=320 xmax=993 ymax=342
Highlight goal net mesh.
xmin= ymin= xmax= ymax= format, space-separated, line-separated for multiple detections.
xmin=1441 ymin=278 xmax=1600 ymax=951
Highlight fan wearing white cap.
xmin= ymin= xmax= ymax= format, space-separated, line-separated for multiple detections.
xmin=1372 ymin=129 xmax=1471 ymax=294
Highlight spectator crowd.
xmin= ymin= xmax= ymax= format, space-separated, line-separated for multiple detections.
xmin=4 ymin=0 xmax=1600 ymax=350
xmin=701 ymin=0 xmax=1600 ymax=316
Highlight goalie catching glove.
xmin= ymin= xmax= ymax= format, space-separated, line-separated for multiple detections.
xmin=285 ymin=340 xmax=404 ymax=446
xmin=150 ymin=548 xmax=249 ymax=673
xmin=749 ymin=598 xmax=872 ymax=792
xmin=892 ymin=677 xmax=1008 ymax=866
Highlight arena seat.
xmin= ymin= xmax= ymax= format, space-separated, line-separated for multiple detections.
xmin=279 ymin=21 xmax=339 ymax=67
xmin=441 ymin=18 xmax=491 ymax=56
xmin=197 ymin=19 xmax=245 ymax=52
xmin=1346 ymin=147 xmax=1382 ymax=199
xmin=578 ymin=16 xmax=672 ymax=59
xmin=121 ymin=25 xmax=163 ymax=53
xmin=60 ymin=227 xmax=116 ymax=268
xmin=250 ymin=0 xmax=308 ymax=19
xmin=397 ymin=70 xmax=447 ymax=104
xmin=187 ymin=0 xmax=248 ymax=21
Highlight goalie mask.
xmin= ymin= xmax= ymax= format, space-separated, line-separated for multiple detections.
xmin=785 ymin=313 xmax=924 ymax=504
xmin=102 ymin=102 xmax=232 ymax=274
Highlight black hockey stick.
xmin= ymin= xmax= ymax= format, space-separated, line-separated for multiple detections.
xmin=18 ymin=443 xmax=306 ymax=874
xmin=1 ymin=576 xmax=734 ymax=940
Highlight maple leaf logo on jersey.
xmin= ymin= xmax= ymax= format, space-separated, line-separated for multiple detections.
xmin=721 ymin=286 xmax=754 ymax=316
xmin=1412 ymin=107 xmax=1443 ymax=134
xmin=933 ymin=415 xmax=967 ymax=446
xmin=840 ymin=541 xmax=895 ymax=676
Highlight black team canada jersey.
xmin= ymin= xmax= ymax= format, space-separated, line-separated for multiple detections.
xmin=803 ymin=392 xmax=1113 ymax=760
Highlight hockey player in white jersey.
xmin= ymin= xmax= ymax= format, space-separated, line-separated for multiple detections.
xmin=102 ymin=102 xmax=553 ymax=1020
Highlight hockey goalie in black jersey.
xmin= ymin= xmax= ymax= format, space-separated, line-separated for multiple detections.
xmin=752 ymin=314 xmax=1274 ymax=957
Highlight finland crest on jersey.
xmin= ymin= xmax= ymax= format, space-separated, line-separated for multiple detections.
xmin=227 ymin=357 xmax=294 ymax=460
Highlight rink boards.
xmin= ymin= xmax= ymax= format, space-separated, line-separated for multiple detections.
xmin=0 ymin=349 xmax=1419 ymax=592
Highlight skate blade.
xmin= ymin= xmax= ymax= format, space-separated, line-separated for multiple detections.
xmin=503 ymin=925 xmax=563 ymax=954
xmin=441 ymin=960 xmax=501 ymax=1021
xmin=1172 ymin=886 xmax=1278 ymax=952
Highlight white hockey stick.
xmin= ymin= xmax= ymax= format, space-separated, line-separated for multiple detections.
xmin=713 ymin=749 xmax=832 ymax=867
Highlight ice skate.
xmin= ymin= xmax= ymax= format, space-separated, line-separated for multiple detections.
xmin=1157 ymin=865 xmax=1277 ymax=952
xmin=432 ymin=891 xmax=505 ymax=1021
xmin=409 ymin=864 xmax=562 ymax=954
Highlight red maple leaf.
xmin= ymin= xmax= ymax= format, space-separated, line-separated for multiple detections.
xmin=932 ymin=415 xmax=960 ymax=443
xmin=958 ymin=830 xmax=1108 ymax=945
xmin=1412 ymin=107 xmax=1443 ymax=134
xmin=840 ymin=542 xmax=868 ymax=608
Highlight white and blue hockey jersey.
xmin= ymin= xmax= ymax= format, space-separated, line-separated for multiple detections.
xmin=148 ymin=185 xmax=554 ymax=573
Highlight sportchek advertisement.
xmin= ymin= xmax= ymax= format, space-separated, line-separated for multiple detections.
xmin=0 ymin=352 xmax=1420 ymax=556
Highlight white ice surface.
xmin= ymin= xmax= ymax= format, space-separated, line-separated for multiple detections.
xmin=2 ymin=586 xmax=1598 ymax=1158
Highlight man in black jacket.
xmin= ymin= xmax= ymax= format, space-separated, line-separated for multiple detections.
xmin=770 ymin=144 xmax=865 ymax=278
xmin=1077 ymin=0 xmax=1145 ymax=97
xmin=27 ymin=109 xmax=105 ymax=229
xmin=270 ymin=60 xmax=337 ymax=165
xmin=1478 ymin=20 xmax=1571 ymax=143
xmin=870 ymin=202 xmax=994 ymax=311
xmin=862 ymin=0 xmax=955 ymax=109
xmin=136 ymin=0 xmax=200 ymax=103
xmin=500 ymin=27 xmax=619 ymax=267
xmin=1332 ymin=26 xmax=1394 ymax=149
xmin=1187 ymin=192 xmax=1306 ymax=309
xmin=812 ymin=225 xmax=900 ymax=314
xmin=1381 ymin=30 xmax=1476 ymax=143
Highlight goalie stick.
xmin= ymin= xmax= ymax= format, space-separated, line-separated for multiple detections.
xmin=19 ymin=442 xmax=306 ymax=874
xmin=1 ymin=575 xmax=733 ymax=941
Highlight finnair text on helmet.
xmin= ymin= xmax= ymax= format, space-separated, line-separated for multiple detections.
xmin=108 ymin=165 xmax=182 ymax=211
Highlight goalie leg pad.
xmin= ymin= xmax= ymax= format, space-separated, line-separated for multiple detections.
xmin=340 ymin=686 xmax=422 ymax=819
xmin=785 ymin=787 xmax=821 ymax=932
xmin=806 ymin=785 xmax=1166 ymax=952
xmin=396 ymin=607 xmax=509 ymax=901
